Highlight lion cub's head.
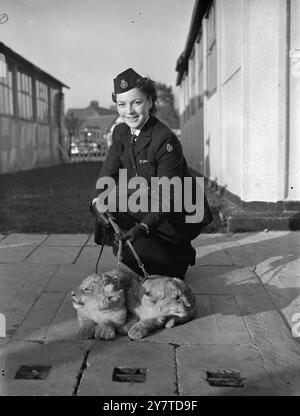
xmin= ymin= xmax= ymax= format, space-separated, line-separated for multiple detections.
xmin=71 ymin=273 xmax=125 ymax=313
xmin=134 ymin=277 xmax=196 ymax=319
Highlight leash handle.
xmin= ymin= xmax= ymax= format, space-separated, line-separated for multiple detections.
xmin=107 ymin=216 xmax=150 ymax=281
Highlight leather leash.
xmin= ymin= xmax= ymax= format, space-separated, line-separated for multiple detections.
xmin=95 ymin=215 xmax=150 ymax=282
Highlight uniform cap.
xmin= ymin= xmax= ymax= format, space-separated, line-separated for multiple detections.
xmin=113 ymin=68 xmax=143 ymax=94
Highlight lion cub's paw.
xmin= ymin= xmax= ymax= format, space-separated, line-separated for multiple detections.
xmin=117 ymin=321 xmax=136 ymax=335
xmin=95 ymin=325 xmax=116 ymax=340
xmin=127 ymin=323 xmax=148 ymax=340
xmin=78 ymin=324 xmax=95 ymax=340
xmin=165 ymin=317 xmax=177 ymax=328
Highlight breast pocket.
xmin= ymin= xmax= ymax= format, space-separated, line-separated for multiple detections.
xmin=137 ymin=159 xmax=157 ymax=180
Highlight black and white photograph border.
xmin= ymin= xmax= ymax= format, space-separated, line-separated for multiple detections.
xmin=0 ymin=0 xmax=300 ymax=400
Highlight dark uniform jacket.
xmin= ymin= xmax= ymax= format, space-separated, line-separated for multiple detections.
xmin=95 ymin=115 xmax=212 ymax=243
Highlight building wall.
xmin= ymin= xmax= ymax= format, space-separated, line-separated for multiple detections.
xmin=218 ymin=0 xmax=242 ymax=197
xmin=179 ymin=0 xmax=300 ymax=204
xmin=241 ymin=0 xmax=288 ymax=202
xmin=0 ymin=116 xmax=61 ymax=173
xmin=0 ymin=52 xmax=66 ymax=174
xmin=288 ymin=0 xmax=300 ymax=201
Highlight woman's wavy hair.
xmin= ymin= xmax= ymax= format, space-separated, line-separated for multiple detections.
xmin=112 ymin=76 xmax=157 ymax=115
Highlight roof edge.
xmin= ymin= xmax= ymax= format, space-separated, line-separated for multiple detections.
xmin=175 ymin=0 xmax=212 ymax=86
xmin=0 ymin=42 xmax=70 ymax=89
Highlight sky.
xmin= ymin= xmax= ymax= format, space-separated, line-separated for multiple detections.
xmin=0 ymin=0 xmax=195 ymax=110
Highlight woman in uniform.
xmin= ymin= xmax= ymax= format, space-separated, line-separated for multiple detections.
xmin=91 ymin=68 xmax=212 ymax=278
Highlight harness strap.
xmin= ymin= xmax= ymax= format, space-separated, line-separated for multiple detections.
xmin=126 ymin=240 xmax=150 ymax=281
xmin=107 ymin=216 xmax=150 ymax=281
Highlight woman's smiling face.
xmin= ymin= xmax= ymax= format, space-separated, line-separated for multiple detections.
xmin=116 ymin=88 xmax=152 ymax=130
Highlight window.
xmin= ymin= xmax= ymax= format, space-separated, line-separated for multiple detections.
xmin=50 ymin=87 xmax=60 ymax=125
xmin=36 ymin=80 xmax=49 ymax=122
xmin=189 ymin=50 xmax=196 ymax=115
xmin=206 ymin=2 xmax=217 ymax=97
xmin=17 ymin=71 xmax=33 ymax=119
xmin=198 ymin=37 xmax=204 ymax=108
xmin=0 ymin=65 xmax=14 ymax=115
xmin=184 ymin=73 xmax=189 ymax=121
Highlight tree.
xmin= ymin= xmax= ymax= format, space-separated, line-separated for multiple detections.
xmin=65 ymin=112 xmax=81 ymax=137
xmin=155 ymin=83 xmax=179 ymax=129
xmin=65 ymin=112 xmax=82 ymax=158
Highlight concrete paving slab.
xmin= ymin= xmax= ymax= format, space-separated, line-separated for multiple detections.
xmin=255 ymin=240 xmax=300 ymax=255
xmin=217 ymin=245 xmax=254 ymax=267
xmin=254 ymin=256 xmax=300 ymax=333
xmin=25 ymin=246 xmax=82 ymax=265
xmin=195 ymin=245 xmax=233 ymax=266
xmin=1 ymin=340 xmax=90 ymax=396
xmin=0 ymin=234 xmax=49 ymax=245
xmin=74 ymin=246 xmax=116 ymax=271
xmin=186 ymin=266 xmax=232 ymax=294
xmin=0 ymin=294 xmax=15 ymax=311
xmin=41 ymin=234 xmax=90 ymax=247
xmin=45 ymin=264 xmax=94 ymax=292
xmin=77 ymin=340 xmax=177 ymax=396
xmin=86 ymin=235 xmax=98 ymax=247
xmin=232 ymin=276 xmax=300 ymax=355
xmin=141 ymin=296 xmax=219 ymax=345
xmin=0 ymin=245 xmax=42 ymax=263
xmin=0 ymin=263 xmax=57 ymax=297
xmin=255 ymin=231 xmax=300 ymax=249
xmin=192 ymin=234 xmax=220 ymax=247
xmin=13 ymin=292 xmax=65 ymax=341
xmin=209 ymin=294 xmax=252 ymax=344
xmin=45 ymin=294 xmax=79 ymax=342
xmin=45 ymin=295 xmax=133 ymax=344
xmin=255 ymin=257 xmax=300 ymax=286
xmin=1 ymin=231 xmax=299 ymax=396
xmin=140 ymin=294 xmax=251 ymax=345
xmin=186 ymin=265 xmax=257 ymax=295
xmin=235 ymin=295 xmax=300 ymax=395
xmin=0 ymin=264 xmax=58 ymax=336
xmin=230 ymin=277 xmax=275 ymax=315
xmin=177 ymin=344 xmax=277 ymax=396
xmin=230 ymin=231 xmax=291 ymax=245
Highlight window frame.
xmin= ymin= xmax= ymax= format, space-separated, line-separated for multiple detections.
xmin=50 ymin=87 xmax=60 ymax=126
xmin=17 ymin=69 xmax=34 ymax=121
xmin=0 ymin=63 xmax=14 ymax=117
xmin=206 ymin=1 xmax=217 ymax=98
xmin=36 ymin=78 xmax=50 ymax=124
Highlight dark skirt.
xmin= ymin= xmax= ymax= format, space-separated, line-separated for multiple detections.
xmin=95 ymin=212 xmax=196 ymax=278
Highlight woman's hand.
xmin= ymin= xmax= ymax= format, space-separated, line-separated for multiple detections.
xmin=90 ymin=199 xmax=111 ymax=228
xmin=121 ymin=224 xmax=147 ymax=244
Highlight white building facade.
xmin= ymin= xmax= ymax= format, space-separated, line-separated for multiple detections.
xmin=176 ymin=0 xmax=300 ymax=230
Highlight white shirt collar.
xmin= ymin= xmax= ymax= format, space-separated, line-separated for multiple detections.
xmin=130 ymin=116 xmax=150 ymax=137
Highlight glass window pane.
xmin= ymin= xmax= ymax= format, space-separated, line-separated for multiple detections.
xmin=8 ymin=70 xmax=13 ymax=88
xmin=28 ymin=76 xmax=32 ymax=95
xmin=4 ymin=86 xmax=8 ymax=113
xmin=9 ymin=89 xmax=13 ymax=114
xmin=0 ymin=85 xmax=4 ymax=112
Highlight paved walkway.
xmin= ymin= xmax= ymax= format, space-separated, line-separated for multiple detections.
xmin=0 ymin=231 xmax=300 ymax=396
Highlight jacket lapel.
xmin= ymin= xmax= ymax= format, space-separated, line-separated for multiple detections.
xmin=122 ymin=125 xmax=136 ymax=168
xmin=134 ymin=116 xmax=156 ymax=154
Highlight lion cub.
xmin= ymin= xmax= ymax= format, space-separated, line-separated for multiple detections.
xmin=117 ymin=268 xmax=196 ymax=340
xmin=71 ymin=273 xmax=127 ymax=340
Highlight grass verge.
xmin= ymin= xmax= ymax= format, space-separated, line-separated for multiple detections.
xmin=0 ymin=162 xmax=225 ymax=234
